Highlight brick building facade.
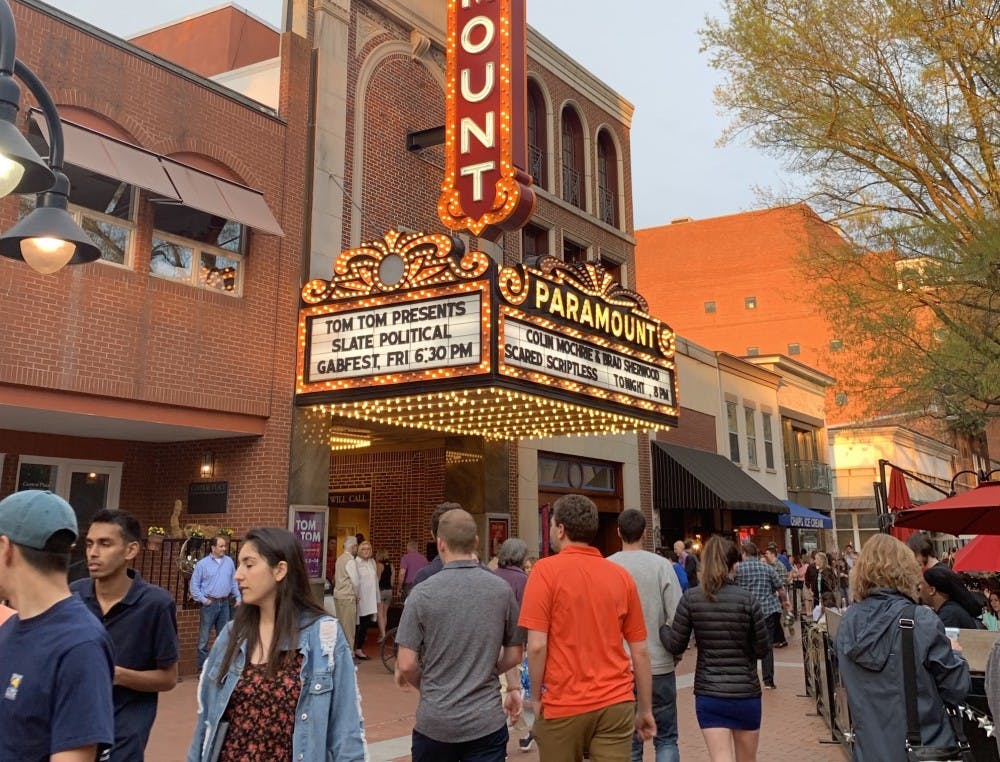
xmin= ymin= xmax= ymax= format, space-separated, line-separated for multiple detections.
xmin=0 ymin=0 xmax=312 ymax=673
xmin=296 ymin=0 xmax=657 ymax=567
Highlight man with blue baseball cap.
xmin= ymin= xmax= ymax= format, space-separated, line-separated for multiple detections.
xmin=0 ymin=490 xmax=115 ymax=762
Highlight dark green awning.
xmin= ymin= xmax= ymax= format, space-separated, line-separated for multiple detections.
xmin=652 ymin=441 xmax=788 ymax=514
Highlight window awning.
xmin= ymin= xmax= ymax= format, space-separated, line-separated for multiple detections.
xmin=652 ymin=441 xmax=789 ymax=514
xmin=779 ymin=500 xmax=833 ymax=529
xmin=30 ymin=112 xmax=180 ymax=201
xmin=31 ymin=111 xmax=284 ymax=237
xmin=161 ymin=159 xmax=284 ymax=237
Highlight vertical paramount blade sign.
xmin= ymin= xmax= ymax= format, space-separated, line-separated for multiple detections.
xmin=438 ymin=0 xmax=535 ymax=241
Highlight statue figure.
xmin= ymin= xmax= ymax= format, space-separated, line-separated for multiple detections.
xmin=170 ymin=499 xmax=183 ymax=537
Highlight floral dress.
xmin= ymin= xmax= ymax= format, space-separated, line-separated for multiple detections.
xmin=220 ymin=651 xmax=303 ymax=762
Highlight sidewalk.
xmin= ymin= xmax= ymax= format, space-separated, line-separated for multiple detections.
xmin=148 ymin=625 xmax=848 ymax=761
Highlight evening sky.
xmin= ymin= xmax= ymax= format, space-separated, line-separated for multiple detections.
xmin=43 ymin=0 xmax=791 ymax=228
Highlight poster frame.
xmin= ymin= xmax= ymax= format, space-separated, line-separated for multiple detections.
xmin=288 ymin=504 xmax=330 ymax=582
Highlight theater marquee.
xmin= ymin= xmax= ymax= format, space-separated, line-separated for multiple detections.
xmin=296 ymin=230 xmax=678 ymax=441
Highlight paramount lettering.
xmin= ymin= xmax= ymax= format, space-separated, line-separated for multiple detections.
xmin=532 ymin=280 xmax=659 ymax=351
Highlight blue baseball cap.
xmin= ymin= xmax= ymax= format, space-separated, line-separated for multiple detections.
xmin=0 ymin=490 xmax=78 ymax=550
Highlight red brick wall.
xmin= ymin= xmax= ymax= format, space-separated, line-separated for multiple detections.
xmin=329 ymin=448 xmax=446 ymax=594
xmin=1 ymin=2 xmax=315 ymax=672
xmin=655 ymin=408 xmax=718 ymax=452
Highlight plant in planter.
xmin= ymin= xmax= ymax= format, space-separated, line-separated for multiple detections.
xmin=187 ymin=527 xmax=206 ymax=552
xmin=146 ymin=526 xmax=166 ymax=550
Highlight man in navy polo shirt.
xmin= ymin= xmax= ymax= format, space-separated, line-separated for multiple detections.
xmin=0 ymin=490 xmax=115 ymax=762
xmin=71 ymin=509 xmax=179 ymax=760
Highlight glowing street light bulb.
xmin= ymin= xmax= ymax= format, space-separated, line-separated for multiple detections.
xmin=20 ymin=236 xmax=75 ymax=274
xmin=0 ymin=153 xmax=25 ymax=197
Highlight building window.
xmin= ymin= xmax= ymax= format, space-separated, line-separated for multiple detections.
xmin=745 ymin=407 xmax=759 ymax=468
xmin=788 ymin=343 xmax=800 ymax=355
xmin=522 ymin=223 xmax=549 ymax=259
xmin=704 ymin=300 xmax=716 ymax=313
xmin=745 ymin=296 xmax=757 ymax=310
xmin=596 ymin=129 xmax=618 ymax=227
xmin=746 ymin=347 xmax=759 ymax=357
xmin=21 ymin=167 xmax=137 ymax=268
xmin=829 ymin=338 xmax=843 ymax=351
xmin=835 ymin=391 xmax=849 ymax=406
xmin=762 ymin=412 xmax=775 ymax=470
xmin=726 ymin=401 xmax=740 ymax=463
xmin=561 ymin=106 xmax=584 ymax=210
xmin=527 ymin=80 xmax=547 ymax=189
xmin=538 ymin=454 xmax=616 ymax=493
xmin=151 ymin=207 xmax=246 ymax=295
xmin=600 ymin=255 xmax=622 ymax=284
xmin=563 ymin=238 xmax=588 ymax=265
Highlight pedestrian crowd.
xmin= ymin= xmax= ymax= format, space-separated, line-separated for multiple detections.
xmin=0 ymin=488 xmax=996 ymax=761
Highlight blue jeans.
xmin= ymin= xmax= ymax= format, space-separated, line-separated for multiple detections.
xmin=633 ymin=672 xmax=679 ymax=762
xmin=412 ymin=725 xmax=508 ymax=762
xmin=197 ymin=599 xmax=231 ymax=669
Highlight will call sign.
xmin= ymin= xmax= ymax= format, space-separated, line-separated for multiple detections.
xmin=438 ymin=0 xmax=535 ymax=240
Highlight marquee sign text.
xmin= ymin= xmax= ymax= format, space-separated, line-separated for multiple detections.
xmin=304 ymin=292 xmax=483 ymax=385
xmin=504 ymin=318 xmax=676 ymax=406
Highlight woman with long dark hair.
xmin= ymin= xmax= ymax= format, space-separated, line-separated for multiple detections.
xmin=187 ymin=527 xmax=366 ymax=761
xmin=662 ymin=535 xmax=769 ymax=761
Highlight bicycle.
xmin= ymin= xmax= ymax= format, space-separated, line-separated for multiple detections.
xmin=381 ymin=626 xmax=398 ymax=673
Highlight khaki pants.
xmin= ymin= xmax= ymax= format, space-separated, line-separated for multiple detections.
xmin=534 ymin=701 xmax=634 ymax=762
xmin=333 ymin=597 xmax=357 ymax=647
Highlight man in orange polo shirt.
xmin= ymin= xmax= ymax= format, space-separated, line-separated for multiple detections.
xmin=519 ymin=494 xmax=655 ymax=761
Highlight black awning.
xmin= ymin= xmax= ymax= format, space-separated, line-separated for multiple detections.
xmin=652 ymin=441 xmax=789 ymax=514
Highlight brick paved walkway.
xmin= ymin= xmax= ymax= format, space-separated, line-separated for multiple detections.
xmin=148 ymin=625 xmax=848 ymax=761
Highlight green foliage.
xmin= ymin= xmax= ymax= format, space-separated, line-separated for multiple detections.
xmin=703 ymin=0 xmax=1000 ymax=431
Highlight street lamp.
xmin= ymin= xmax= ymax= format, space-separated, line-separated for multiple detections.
xmin=0 ymin=0 xmax=100 ymax=273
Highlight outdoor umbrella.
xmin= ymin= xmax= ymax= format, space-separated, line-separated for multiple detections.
xmin=893 ymin=482 xmax=1000 ymax=536
xmin=952 ymin=534 xmax=1000 ymax=573
xmin=887 ymin=466 xmax=915 ymax=542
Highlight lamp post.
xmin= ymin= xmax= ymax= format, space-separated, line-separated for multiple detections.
xmin=0 ymin=0 xmax=100 ymax=273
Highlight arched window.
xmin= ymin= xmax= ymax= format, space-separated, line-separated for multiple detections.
xmin=561 ymin=106 xmax=584 ymax=210
xmin=597 ymin=130 xmax=619 ymax=227
xmin=526 ymin=80 xmax=547 ymax=188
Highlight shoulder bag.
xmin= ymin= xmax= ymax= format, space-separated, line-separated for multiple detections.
xmin=899 ymin=604 xmax=972 ymax=762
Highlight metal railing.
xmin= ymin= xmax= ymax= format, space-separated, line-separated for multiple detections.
xmin=598 ymin=186 xmax=616 ymax=226
xmin=786 ymin=459 xmax=833 ymax=493
xmin=133 ymin=537 xmax=242 ymax=610
xmin=562 ymin=166 xmax=582 ymax=208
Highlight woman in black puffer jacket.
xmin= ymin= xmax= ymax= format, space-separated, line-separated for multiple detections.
xmin=661 ymin=535 xmax=769 ymax=761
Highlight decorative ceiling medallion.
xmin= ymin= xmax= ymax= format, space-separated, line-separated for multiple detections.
xmin=301 ymin=229 xmax=491 ymax=304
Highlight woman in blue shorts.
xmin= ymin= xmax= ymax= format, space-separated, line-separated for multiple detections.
xmin=661 ymin=535 xmax=770 ymax=761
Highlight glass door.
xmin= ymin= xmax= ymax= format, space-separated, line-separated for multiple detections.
xmin=14 ymin=456 xmax=122 ymax=577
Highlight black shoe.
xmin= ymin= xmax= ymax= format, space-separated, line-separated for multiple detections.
xmin=518 ymin=733 xmax=535 ymax=752
xmin=764 ymin=681 xmax=777 ymax=689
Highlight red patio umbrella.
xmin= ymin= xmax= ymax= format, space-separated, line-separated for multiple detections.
xmin=893 ymin=482 xmax=1000 ymax=535
xmin=952 ymin=534 xmax=1000 ymax=573
xmin=887 ymin=466 xmax=915 ymax=541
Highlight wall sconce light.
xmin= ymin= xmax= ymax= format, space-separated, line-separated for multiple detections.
xmin=200 ymin=452 xmax=215 ymax=478
xmin=762 ymin=524 xmax=771 ymax=531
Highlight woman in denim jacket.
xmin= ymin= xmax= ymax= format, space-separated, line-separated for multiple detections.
xmin=187 ymin=527 xmax=367 ymax=762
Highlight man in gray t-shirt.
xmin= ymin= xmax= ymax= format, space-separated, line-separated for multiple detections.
xmin=608 ymin=509 xmax=682 ymax=762
xmin=396 ymin=508 xmax=525 ymax=761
